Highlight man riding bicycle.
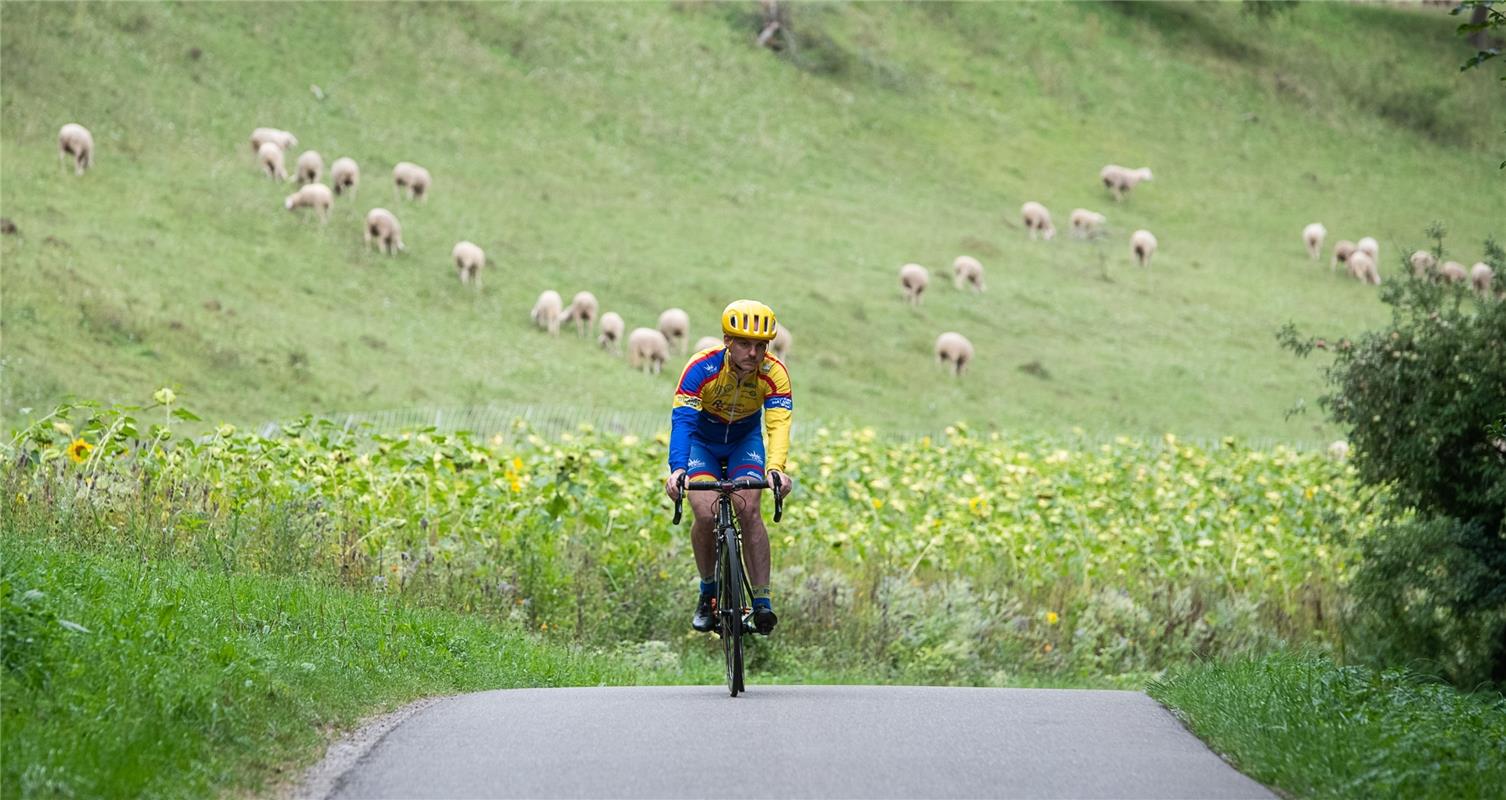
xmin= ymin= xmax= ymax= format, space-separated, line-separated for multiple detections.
xmin=664 ymin=299 xmax=794 ymax=636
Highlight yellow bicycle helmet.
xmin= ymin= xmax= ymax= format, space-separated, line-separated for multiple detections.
xmin=721 ymin=299 xmax=778 ymax=341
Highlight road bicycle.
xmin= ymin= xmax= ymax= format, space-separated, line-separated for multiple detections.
xmin=672 ymin=473 xmax=783 ymax=697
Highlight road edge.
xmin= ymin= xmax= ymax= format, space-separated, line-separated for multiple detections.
xmin=280 ymin=695 xmax=447 ymax=800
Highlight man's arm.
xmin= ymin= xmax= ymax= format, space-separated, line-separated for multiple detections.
xmin=761 ymin=360 xmax=793 ymax=474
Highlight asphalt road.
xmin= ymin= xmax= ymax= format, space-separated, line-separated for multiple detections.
xmin=326 ymin=686 xmax=1274 ymax=799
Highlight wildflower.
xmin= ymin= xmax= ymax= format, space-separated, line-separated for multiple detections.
xmin=871 ymin=498 xmax=884 ymax=511
xmin=52 ymin=420 xmax=73 ymax=436
xmin=153 ymin=387 xmax=176 ymax=406
xmin=1042 ymin=642 xmax=1054 ymax=654
xmin=1046 ymin=611 xmax=1059 ymax=625
xmin=67 ymin=438 xmax=93 ymax=464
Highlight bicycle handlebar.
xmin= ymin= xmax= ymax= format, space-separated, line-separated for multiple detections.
xmin=671 ymin=472 xmax=784 ymax=525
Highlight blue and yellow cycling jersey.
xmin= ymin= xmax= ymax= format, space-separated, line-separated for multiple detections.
xmin=669 ymin=346 xmax=793 ymax=474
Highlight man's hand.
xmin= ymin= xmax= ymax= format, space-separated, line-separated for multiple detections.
xmin=665 ymin=468 xmax=686 ymax=502
xmin=767 ymin=468 xmax=793 ymax=499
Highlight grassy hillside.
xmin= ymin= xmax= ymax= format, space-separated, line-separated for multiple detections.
xmin=2 ymin=2 xmax=1501 ymax=440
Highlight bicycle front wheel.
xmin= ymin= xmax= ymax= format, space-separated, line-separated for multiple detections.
xmin=718 ymin=525 xmax=745 ymax=697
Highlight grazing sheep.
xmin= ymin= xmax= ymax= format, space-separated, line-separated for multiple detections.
xmin=658 ymin=308 xmax=690 ymax=353
xmin=294 ymin=150 xmax=324 ymax=185
xmin=771 ymin=324 xmax=792 ymax=361
xmin=692 ymin=336 xmax=723 ymax=354
xmin=1331 ymin=240 xmax=1356 ymax=272
xmin=57 ymin=123 xmax=94 ymax=175
xmin=1130 ymin=229 xmax=1158 ymax=268
xmin=599 ymin=312 xmax=626 ymax=353
xmin=1069 ymin=209 xmax=1107 ymax=240
xmin=1349 ymin=250 xmax=1380 ymax=285
xmin=952 ymin=256 xmax=986 ymax=292
xmin=899 ymin=263 xmax=930 ymax=305
xmin=1440 ymin=260 xmax=1468 ymax=284
xmin=1327 ymin=440 xmax=1350 ymax=461
xmin=283 ymin=183 xmax=333 ymax=223
xmin=392 ymin=162 xmax=432 ymax=202
xmin=1099 ymin=164 xmax=1153 ymax=201
xmin=363 ymin=208 xmax=404 ymax=255
xmin=248 ymin=127 xmax=297 ymax=154
xmin=1409 ymin=250 xmax=1437 ymax=277
xmin=532 ymin=290 xmax=564 ymax=336
xmin=330 ymin=157 xmax=359 ymax=197
xmin=627 ymin=327 xmax=671 ymax=374
xmin=452 ymin=241 xmax=485 ymax=287
xmin=1303 ymin=223 xmax=1327 ymax=261
xmin=1357 ymin=237 xmax=1379 ymax=263
xmin=1021 ymin=202 xmax=1056 ymax=240
xmin=1471 ymin=262 xmax=1494 ymax=295
xmin=563 ymin=291 xmax=600 ymax=337
xmin=934 ymin=332 xmax=974 ymax=377
xmin=257 ymin=141 xmax=288 ymax=182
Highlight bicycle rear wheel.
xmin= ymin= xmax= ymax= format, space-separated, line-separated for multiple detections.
xmin=718 ymin=525 xmax=745 ymax=697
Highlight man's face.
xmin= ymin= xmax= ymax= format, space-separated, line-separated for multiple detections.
xmin=724 ymin=335 xmax=767 ymax=375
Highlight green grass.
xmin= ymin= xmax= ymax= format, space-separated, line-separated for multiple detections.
xmin=2 ymin=2 xmax=1501 ymax=440
xmin=1150 ymin=652 xmax=1506 ymax=799
xmin=0 ymin=531 xmax=660 ymax=799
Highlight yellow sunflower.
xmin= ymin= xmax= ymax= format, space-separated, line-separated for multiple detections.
xmin=67 ymin=438 xmax=93 ymax=464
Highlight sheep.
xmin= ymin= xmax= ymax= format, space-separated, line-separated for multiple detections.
xmin=531 ymin=290 xmax=564 ymax=336
xmin=1439 ymin=260 xmax=1468 ymax=284
xmin=1348 ymin=249 xmax=1380 ymax=285
xmin=771 ymin=324 xmax=792 ymax=361
xmin=363 ymin=208 xmax=404 ymax=255
xmin=1331 ymin=240 xmax=1356 ymax=272
xmin=1327 ymin=440 xmax=1350 ymax=461
xmin=935 ymin=332 xmax=974 ymax=377
xmin=57 ymin=123 xmax=93 ymax=175
xmin=1409 ymin=250 xmax=1437 ymax=277
xmin=283 ymin=183 xmax=333 ymax=223
xmin=1069 ymin=209 xmax=1107 ymax=240
xmin=563 ymin=291 xmax=599 ymax=337
xmin=294 ymin=150 xmax=324 ymax=185
xmin=452 ymin=241 xmax=485 ymax=287
xmin=393 ymin=162 xmax=432 ymax=202
xmin=257 ymin=141 xmax=288 ymax=182
xmin=1303 ymin=223 xmax=1327 ymax=261
xmin=1357 ymin=237 xmax=1379 ymax=263
xmin=248 ymin=127 xmax=297 ymax=154
xmin=1471 ymin=262 xmax=1494 ymax=295
xmin=627 ymin=327 xmax=671 ymax=374
xmin=1099 ymin=164 xmax=1153 ymax=201
xmin=899 ymin=263 xmax=930 ymax=305
xmin=330 ymin=157 xmax=360 ymax=198
xmin=952 ymin=256 xmax=986 ymax=292
xmin=692 ymin=336 xmax=723 ymax=354
xmin=1130 ymin=229 xmax=1157 ymax=268
xmin=1021 ymin=201 xmax=1056 ymax=240
xmin=658 ymin=308 xmax=690 ymax=353
xmin=599 ymin=312 xmax=626 ymax=353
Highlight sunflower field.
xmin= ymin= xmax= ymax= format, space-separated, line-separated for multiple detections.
xmin=2 ymin=396 xmax=1378 ymax=684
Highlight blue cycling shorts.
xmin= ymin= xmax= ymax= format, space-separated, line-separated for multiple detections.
xmin=685 ymin=426 xmax=766 ymax=482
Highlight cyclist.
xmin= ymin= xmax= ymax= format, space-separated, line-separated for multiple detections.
xmin=664 ymin=299 xmax=794 ymax=636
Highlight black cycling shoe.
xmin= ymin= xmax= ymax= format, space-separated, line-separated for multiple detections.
xmin=691 ymin=595 xmax=716 ymax=632
xmin=751 ymin=606 xmax=778 ymax=635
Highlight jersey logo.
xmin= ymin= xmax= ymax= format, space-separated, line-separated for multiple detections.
xmin=760 ymin=361 xmax=773 ymax=374
xmin=766 ymin=396 xmax=792 ymax=410
xmin=745 ymin=450 xmax=764 ymax=464
xmin=681 ymin=396 xmax=702 ymax=410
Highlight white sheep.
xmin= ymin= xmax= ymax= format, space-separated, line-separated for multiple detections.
xmin=248 ymin=127 xmax=297 ymax=154
xmin=1327 ymin=440 xmax=1350 ymax=461
xmin=257 ymin=141 xmax=288 ymax=182
xmin=532 ymin=290 xmax=564 ymax=337
xmin=1440 ymin=260 xmax=1468 ymax=284
xmin=899 ymin=263 xmax=930 ymax=305
xmin=563 ymin=291 xmax=600 ymax=337
xmin=1357 ymin=237 xmax=1379 ymax=263
xmin=952 ymin=256 xmax=986 ymax=292
xmin=284 ymin=183 xmax=333 ymax=223
xmin=1331 ymin=240 xmax=1356 ymax=273
xmin=1099 ymin=164 xmax=1153 ymax=202
xmin=1021 ymin=202 xmax=1056 ymax=240
xmin=330 ymin=157 xmax=359 ymax=198
xmin=294 ymin=150 xmax=324 ymax=185
xmin=771 ymin=324 xmax=792 ymax=361
xmin=393 ymin=162 xmax=432 ymax=202
xmin=1409 ymin=250 xmax=1437 ymax=277
xmin=1471 ymin=262 xmax=1495 ymax=295
xmin=57 ymin=123 xmax=94 ymax=175
xmin=658 ymin=308 xmax=690 ymax=353
xmin=1069 ymin=209 xmax=1107 ymax=240
xmin=1303 ymin=223 xmax=1327 ymax=261
xmin=599 ymin=312 xmax=626 ymax=353
xmin=692 ymin=335 xmax=723 ymax=354
xmin=627 ymin=327 xmax=670 ymax=374
xmin=363 ymin=208 xmax=404 ymax=255
xmin=452 ymin=241 xmax=485 ymax=287
xmin=1130 ymin=229 xmax=1157 ymax=268
xmin=1348 ymin=249 xmax=1380 ymax=285
xmin=935 ymin=332 xmax=974 ymax=377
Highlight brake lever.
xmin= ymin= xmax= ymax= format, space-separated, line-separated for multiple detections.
xmin=772 ymin=473 xmax=784 ymax=524
xmin=671 ymin=473 xmax=686 ymax=525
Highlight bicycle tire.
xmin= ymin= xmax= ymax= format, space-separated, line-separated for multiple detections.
xmin=719 ymin=524 xmax=745 ymax=697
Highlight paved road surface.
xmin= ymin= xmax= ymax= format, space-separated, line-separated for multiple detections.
xmin=327 ymin=686 xmax=1273 ymax=799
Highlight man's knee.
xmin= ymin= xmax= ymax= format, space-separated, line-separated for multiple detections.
xmin=736 ymin=491 xmax=764 ymax=529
